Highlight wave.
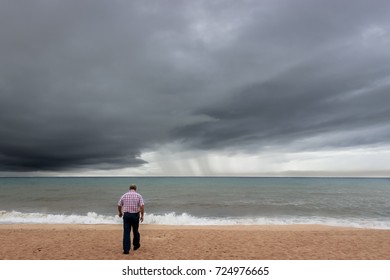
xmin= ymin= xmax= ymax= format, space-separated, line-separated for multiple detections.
xmin=1 ymin=210 xmax=389 ymax=229
xmin=0 ymin=210 xmax=121 ymax=224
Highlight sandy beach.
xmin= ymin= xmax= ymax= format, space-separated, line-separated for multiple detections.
xmin=1 ymin=224 xmax=389 ymax=260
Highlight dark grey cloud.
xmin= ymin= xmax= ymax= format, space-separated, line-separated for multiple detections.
xmin=1 ymin=0 xmax=390 ymax=172
xmin=175 ymin=49 xmax=390 ymax=150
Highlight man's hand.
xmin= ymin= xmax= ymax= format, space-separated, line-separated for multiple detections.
xmin=140 ymin=205 xmax=145 ymax=223
xmin=117 ymin=206 xmax=123 ymax=218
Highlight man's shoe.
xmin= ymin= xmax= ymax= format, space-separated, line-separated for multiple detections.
xmin=123 ymin=251 xmax=129 ymax=254
xmin=134 ymin=245 xmax=141 ymax=251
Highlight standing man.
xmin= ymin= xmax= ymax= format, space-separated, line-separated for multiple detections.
xmin=118 ymin=184 xmax=145 ymax=254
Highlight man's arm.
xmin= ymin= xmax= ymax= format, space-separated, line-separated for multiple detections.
xmin=140 ymin=205 xmax=144 ymax=223
xmin=118 ymin=205 xmax=123 ymax=218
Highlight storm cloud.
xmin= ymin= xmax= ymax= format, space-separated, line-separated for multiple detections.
xmin=1 ymin=0 xmax=390 ymax=174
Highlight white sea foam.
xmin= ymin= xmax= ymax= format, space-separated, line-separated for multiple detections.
xmin=1 ymin=210 xmax=390 ymax=229
xmin=0 ymin=210 xmax=121 ymax=224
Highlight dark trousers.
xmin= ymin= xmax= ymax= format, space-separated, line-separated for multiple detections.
xmin=123 ymin=212 xmax=140 ymax=252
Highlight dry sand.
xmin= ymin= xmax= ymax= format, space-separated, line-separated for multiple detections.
xmin=1 ymin=224 xmax=389 ymax=260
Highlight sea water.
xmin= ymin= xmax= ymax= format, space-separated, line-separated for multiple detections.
xmin=0 ymin=177 xmax=389 ymax=228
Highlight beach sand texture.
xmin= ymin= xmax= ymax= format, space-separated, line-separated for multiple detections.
xmin=1 ymin=224 xmax=389 ymax=260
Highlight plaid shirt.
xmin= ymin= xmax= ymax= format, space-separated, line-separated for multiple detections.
xmin=118 ymin=190 xmax=144 ymax=213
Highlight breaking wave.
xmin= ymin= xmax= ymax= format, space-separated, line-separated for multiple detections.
xmin=1 ymin=210 xmax=389 ymax=229
xmin=0 ymin=210 xmax=120 ymax=224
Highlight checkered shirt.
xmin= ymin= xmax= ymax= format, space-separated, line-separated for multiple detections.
xmin=118 ymin=190 xmax=144 ymax=213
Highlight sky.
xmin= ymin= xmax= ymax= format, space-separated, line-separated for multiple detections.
xmin=1 ymin=0 xmax=390 ymax=177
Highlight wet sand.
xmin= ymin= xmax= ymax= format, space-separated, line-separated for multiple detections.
xmin=1 ymin=224 xmax=389 ymax=260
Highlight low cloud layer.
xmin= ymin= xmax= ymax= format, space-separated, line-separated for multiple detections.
xmin=1 ymin=0 xmax=390 ymax=173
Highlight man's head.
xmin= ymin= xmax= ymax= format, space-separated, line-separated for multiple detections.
xmin=129 ymin=184 xmax=137 ymax=191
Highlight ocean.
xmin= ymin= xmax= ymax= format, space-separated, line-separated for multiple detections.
xmin=0 ymin=177 xmax=389 ymax=229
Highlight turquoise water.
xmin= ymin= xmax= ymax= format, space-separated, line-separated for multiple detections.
xmin=0 ymin=177 xmax=389 ymax=228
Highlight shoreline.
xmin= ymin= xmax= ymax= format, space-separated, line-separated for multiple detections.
xmin=1 ymin=224 xmax=390 ymax=260
xmin=0 ymin=223 xmax=373 ymax=230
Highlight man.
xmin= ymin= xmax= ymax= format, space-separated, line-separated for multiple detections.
xmin=118 ymin=184 xmax=145 ymax=254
